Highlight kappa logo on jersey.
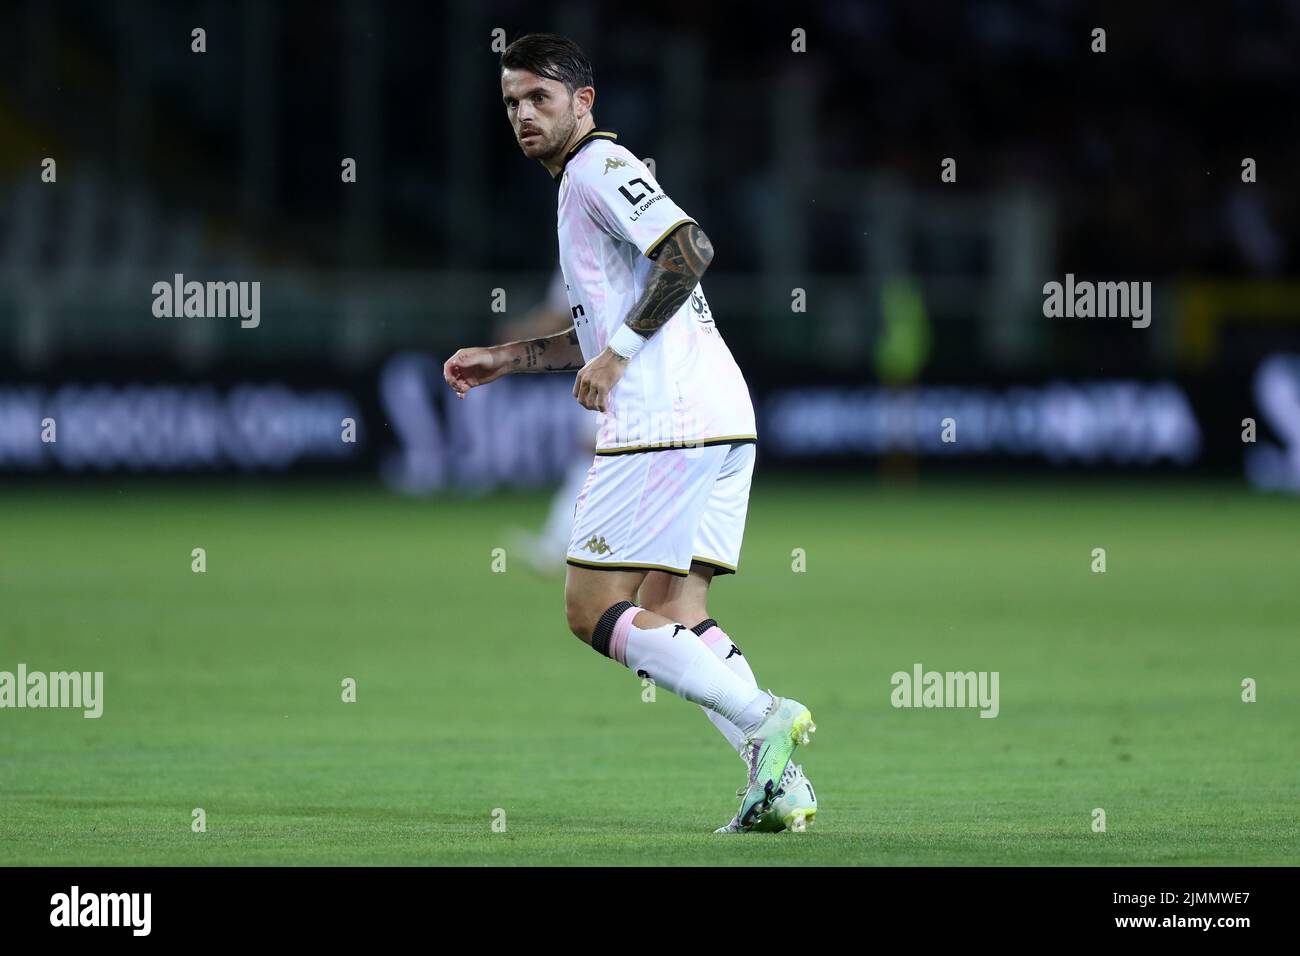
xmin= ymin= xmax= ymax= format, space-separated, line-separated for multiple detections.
xmin=555 ymin=136 xmax=757 ymax=453
xmin=725 ymin=644 xmax=743 ymax=659
xmin=581 ymin=534 xmax=614 ymax=555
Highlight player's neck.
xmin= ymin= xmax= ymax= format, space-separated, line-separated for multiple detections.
xmin=543 ymin=116 xmax=597 ymax=178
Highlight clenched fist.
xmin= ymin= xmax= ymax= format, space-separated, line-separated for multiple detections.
xmin=443 ymin=347 xmax=508 ymax=399
xmin=572 ymin=348 xmax=628 ymax=413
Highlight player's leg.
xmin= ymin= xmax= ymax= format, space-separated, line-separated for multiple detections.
xmin=638 ymin=564 xmax=759 ymax=756
xmin=510 ymin=453 xmax=594 ymax=574
xmin=653 ymin=442 xmax=816 ymax=829
xmin=641 ymin=559 xmax=816 ymax=832
xmin=648 ymin=443 xmax=764 ymax=749
xmin=562 ymin=447 xmax=773 ymax=729
xmin=514 ymin=410 xmax=600 ymax=573
xmin=564 ymin=565 xmax=770 ymax=726
xmin=540 ymin=454 xmax=595 ymax=557
xmin=637 ymin=564 xmax=713 ymax=629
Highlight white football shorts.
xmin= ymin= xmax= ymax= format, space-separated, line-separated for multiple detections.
xmin=565 ymin=441 xmax=756 ymax=577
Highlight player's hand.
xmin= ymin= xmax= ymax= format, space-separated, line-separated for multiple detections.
xmin=572 ymin=348 xmax=627 ymax=412
xmin=443 ymin=347 xmax=508 ymax=399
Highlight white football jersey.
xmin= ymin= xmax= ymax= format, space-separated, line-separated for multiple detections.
xmin=554 ymin=130 xmax=756 ymax=454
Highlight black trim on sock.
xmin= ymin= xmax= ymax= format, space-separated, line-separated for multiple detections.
xmin=591 ymin=600 xmax=634 ymax=659
xmin=690 ymin=618 xmax=719 ymax=637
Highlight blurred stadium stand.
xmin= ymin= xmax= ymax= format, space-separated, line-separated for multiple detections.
xmin=2 ymin=0 xmax=1299 ymax=487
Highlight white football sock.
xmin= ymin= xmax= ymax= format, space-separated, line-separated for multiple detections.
xmin=603 ymin=605 xmax=770 ymax=732
xmin=692 ymin=620 xmax=758 ymax=754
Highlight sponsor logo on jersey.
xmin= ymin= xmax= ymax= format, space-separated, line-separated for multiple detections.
xmin=690 ymin=290 xmax=715 ymax=326
xmin=581 ymin=534 xmax=614 ymax=555
xmin=627 ymin=191 xmax=666 ymax=222
xmin=603 ymin=157 xmax=630 ymax=175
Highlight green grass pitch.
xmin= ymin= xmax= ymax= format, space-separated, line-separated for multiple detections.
xmin=2 ymin=478 xmax=1297 ymax=865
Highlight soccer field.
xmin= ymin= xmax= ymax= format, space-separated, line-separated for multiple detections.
xmin=2 ymin=479 xmax=1296 ymax=866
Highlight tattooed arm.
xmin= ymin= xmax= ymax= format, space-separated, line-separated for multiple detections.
xmin=503 ymin=325 xmax=585 ymax=373
xmin=443 ymin=326 xmax=583 ymax=399
xmin=625 ymin=223 xmax=714 ymax=339
xmin=571 ymin=223 xmax=713 ymax=412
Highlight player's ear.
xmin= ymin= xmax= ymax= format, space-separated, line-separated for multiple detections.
xmin=573 ymin=85 xmax=595 ymax=118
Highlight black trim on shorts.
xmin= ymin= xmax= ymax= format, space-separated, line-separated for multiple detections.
xmin=565 ymin=558 xmax=691 ymax=578
xmin=593 ymin=436 xmax=757 ymax=457
xmin=690 ymin=558 xmax=737 ymax=577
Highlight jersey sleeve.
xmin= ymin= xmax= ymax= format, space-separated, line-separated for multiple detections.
xmin=573 ymin=149 xmax=698 ymax=259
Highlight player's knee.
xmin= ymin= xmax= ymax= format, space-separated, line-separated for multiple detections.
xmin=564 ymin=594 xmax=596 ymax=643
xmin=642 ymin=598 xmax=705 ymax=628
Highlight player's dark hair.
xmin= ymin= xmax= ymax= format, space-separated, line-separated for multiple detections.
xmin=500 ymin=33 xmax=594 ymax=95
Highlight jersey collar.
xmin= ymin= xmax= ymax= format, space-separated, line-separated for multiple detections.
xmin=552 ymin=129 xmax=619 ymax=183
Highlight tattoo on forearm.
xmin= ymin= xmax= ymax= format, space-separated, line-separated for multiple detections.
xmin=510 ymin=325 xmax=583 ymax=372
xmin=624 ymin=224 xmax=713 ymax=340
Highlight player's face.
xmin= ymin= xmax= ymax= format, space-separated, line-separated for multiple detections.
xmin=501 ymin=68 xmax=579 ymax=162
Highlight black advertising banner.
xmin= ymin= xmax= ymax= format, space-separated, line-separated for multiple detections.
xmin=3 ymin=353 xmax=1299 ymax=489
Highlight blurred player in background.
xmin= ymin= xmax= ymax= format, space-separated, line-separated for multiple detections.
xmin=445 ymin=33 xmax=817 ymax=832
xmin=495 ymin=267 xmax=600 ymax=575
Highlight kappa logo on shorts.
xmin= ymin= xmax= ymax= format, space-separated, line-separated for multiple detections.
xmin=581 ymin=534 xmax=614 ymax=555
xmin=602 ymin=157 xmax=630 ymax=175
